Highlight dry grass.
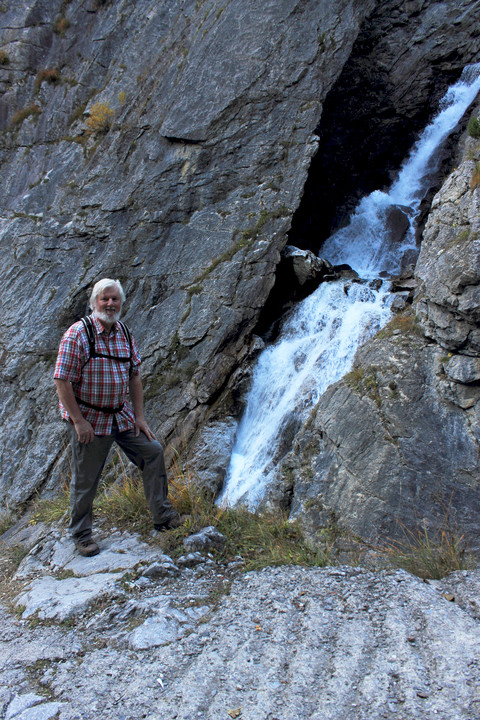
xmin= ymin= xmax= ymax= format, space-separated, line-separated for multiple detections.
xmin=85 ymin=102 xmax=114 ymax=135
xmin=30 ymin=451 xmax=332 ymax=571
xmin=11 ymin=104 xmax=41 ymax=127
xmin=53 ymin=16 xmax=70 ymax=35
xmin=378 ymin=520 xmax=473 ymax=579
xmin=35 ymin=68 xmax=60 ymax=92
xmin=470 ymin=161 xmax=480 ymax=190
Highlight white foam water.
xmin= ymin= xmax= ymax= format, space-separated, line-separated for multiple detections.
xmin=219 ymin=64 xmax=480 ymax=508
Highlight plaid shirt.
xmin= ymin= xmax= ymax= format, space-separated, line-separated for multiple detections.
xmin=54 ymin=314 xmax=141 ymax=435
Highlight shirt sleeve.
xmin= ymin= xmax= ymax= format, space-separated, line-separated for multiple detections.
xmin=53 ymin=325 xmax=86 ymax=383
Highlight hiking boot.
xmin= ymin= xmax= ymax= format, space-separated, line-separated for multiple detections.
xmin=154 ymin=514 xmax=187 ymax=532
xmin=74 ymin=536 xmax=100 ymax=557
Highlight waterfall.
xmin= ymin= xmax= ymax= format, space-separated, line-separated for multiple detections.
xmin=219 ymin=64 xmax=480 ymax=509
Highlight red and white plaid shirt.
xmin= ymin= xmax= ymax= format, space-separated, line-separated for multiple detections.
xmin=54 ymin=314 xmax=141 ymax=435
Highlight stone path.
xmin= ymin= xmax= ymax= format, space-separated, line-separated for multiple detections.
xmin=0 ymin=523 xmax=479 ymax=720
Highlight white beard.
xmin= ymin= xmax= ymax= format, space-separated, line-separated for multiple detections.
xmin=94 ymin=309 xmax=121 ymax=325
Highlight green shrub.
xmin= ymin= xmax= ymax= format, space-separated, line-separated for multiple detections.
xmin=0 ymin=50 xmax=9 ymax=65
xmin=467 ymin=115 xmax=480 ymax=139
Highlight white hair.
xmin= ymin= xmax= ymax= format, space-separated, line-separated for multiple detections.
xmin=89 ymin=278 xmax=126 ymax=310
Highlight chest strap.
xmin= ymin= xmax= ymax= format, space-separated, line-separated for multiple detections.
xmin=81 ymin=316 xmax=132 ymax=365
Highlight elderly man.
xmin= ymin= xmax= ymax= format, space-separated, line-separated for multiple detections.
xmin=54 ymin=278 xmax=182 ymax=556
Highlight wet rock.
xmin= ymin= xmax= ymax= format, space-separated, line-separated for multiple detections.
xmin=390 ymin=292 xmax=410 ymax=312
xmin=384 ymin=204 xmax=412 ymax=245
xmin=187 ymin=418 xmax=238 ymax=497
xmin=282 ymin=245 xmax=333 ymax=287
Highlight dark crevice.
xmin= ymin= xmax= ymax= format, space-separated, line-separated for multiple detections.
xmin=257 ymin=7 xmax=480 ymax=339
xmin=288 ymin=8 xmax=473 ymax=254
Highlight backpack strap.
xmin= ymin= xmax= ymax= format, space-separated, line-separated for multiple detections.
xmin=118 ymin=320 xmax=133 ymax=358
xmin=80 ymin=316 xmax=96 ymax=366
xmin=80 ymin=316 xmax=133 ymax=366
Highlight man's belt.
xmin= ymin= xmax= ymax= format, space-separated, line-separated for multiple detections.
xmin=75 ymin=397 xmax=125 ymax=414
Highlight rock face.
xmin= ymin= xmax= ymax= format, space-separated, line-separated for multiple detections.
xmin=1 ymin=522 xmax=480 ymax=720
xmin=278 ymin=119 xmax=480 ymax=548
xmin=415 ymin=134 xmax=480 ymax=356
xmin=0 ymin=0 xmax=377 ymax=509
xmin=283 ymin=317 xmax=480 ymax=548
xmin=1 ymin=0 xmax=480 ymax=552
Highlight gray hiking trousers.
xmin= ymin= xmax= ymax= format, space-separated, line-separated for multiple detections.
xmin=68 ymin=424 xmax=176 ymax=539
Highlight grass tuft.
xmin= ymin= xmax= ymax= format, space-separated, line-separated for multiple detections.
xmin=31 ymin=482 xmax=70 ymax=524
xmin=35 ymin=68 xmax=60 ymax=92
xmin=377 ymin=312 xmax=423 ymax=339
xmin=467 ymin=115 xmax=480 ymax=139
xmin=378 ymin=520 xmax=473 ymax=579
xmin=10 ymin=104 xmax=41 ymax=127
xmin=0 ymin=510 xmax=14 ymax=536
xmin=29 ymin=451 xmax=332 ymax=572
xmin=53 ymin=16 xmax=70 ymax=35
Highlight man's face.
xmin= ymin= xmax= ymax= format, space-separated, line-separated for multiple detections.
xmin=93 ymin=285 xmax=122 ymax=327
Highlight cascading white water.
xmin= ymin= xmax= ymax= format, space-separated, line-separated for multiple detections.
xmin=219 ymin=64 xmax=480 ymax=509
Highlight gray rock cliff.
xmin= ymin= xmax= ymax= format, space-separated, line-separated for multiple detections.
xmin=1 ymin=0 xmax=480 ymax=551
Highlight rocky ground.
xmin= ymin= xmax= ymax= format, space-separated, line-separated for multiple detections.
xmin=0 ymin=521 xmax=479 ymax=720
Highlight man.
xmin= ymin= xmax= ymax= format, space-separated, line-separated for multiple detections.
xmin=54 ymin=278 xmax=182 ymax=557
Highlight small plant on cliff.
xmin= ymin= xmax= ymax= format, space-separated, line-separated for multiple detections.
xmin=34 ymin=68 xmax=60 ymax=93
xmin=85 ymin=102 xmax=114 ymax=135
xmin=467 ymin=115 xmax=480 ymax=139
xmin=53 ymin=16 xmax=70 ymax=35
xmin=344 ymin=365 xmax=381 ymax=406
xmin=470 ymin=161 xmax=480 ymax=190
xmin=10 ymin=104 xmax=41 ymax=127
xmin=0 ymin=50 xmax=9 ymax=65
xmin=0 ymin=510 xmax=14 ymax=536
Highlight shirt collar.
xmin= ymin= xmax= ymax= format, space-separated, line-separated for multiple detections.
xmin=90 ymin=313 xmax=119 ymax=335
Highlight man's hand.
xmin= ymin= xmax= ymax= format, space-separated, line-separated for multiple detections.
xmin=134 ymin=418 xmax=156 ymax=441
xmin=73 ymin=417 xmax=95 ymax=444
xmin=54 ymin=379 xmax=94 ymax=444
